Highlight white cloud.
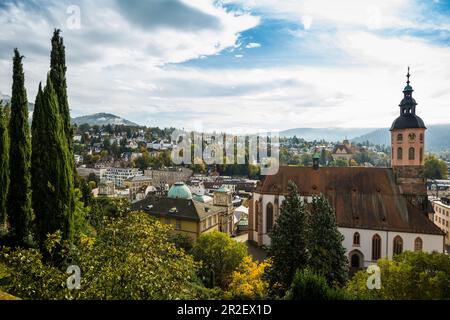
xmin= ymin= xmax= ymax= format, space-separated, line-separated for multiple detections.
xmin=245 ymin=42 xmax=261 ymax=48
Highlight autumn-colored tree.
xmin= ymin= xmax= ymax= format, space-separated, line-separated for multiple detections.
xmin=224 ymin=256 xmax=270 ymax=300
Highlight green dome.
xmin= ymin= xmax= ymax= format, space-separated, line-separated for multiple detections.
xmin=168 ymin=182 xmax=192 ymax=200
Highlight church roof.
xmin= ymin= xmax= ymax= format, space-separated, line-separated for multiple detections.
xmin=390 ymin=114 xmax=426 ymax=130
xmin=255 ymin=166 xmax=443 ymax=235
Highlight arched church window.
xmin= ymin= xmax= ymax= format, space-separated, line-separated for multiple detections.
xmin=397 ymin=133 xmax=403 ymax=142
xmin=414 ymin=237 xmax=423 ymax=252
xmin=420 ymin=148 xmax=423 ymax=162
xmin=408 ymin=147 xmax=415 ymax=160
xmin=372 ymin=234 xmax=381 ymax=261
xmin=393 ymin=236 xmax=403 ymax=255
xmin=397 ymin=147 xmax=403 ymax=160
xmin=266 ymin=203 xmax=274 ymax=233
xmin=353 ymin=232 xmax=360 ymax=246
xmin=419 ymin=133 xmax=424 ymax=142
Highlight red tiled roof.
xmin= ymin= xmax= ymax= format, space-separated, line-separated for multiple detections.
xmin=256 ymin=166 xmax=443 ymax=235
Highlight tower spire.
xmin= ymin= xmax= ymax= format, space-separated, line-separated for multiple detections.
xmin=406 ymin=66 xmax=410 ymax=86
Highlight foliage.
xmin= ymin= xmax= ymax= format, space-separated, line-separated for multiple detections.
xmin=192 ymin=231 xmax=247 ymax=289
xmin=0 ymin=102 xmax=9 ymax=228
xmin=266 ymin=182 xmax=309 ymax=294
xmin=329 ymin=158 xmax=348 ymax=167
xmin=87 ymin=197 xmax=130 ymax=231
xmin=7 ymin=49 xmax=33 ymax=246
xmin=169 ymin=233 xmax=194 ymax=252
xmin=346 ymin=251 xmax=450 ymax=300
xmin=308 ymin=195 xmax=348 ymax=286
xmin=285 ymin=269 xmax=350 ymax=300
xmin=0 ymin=212 xmax=207 ymax=300
xmin=224 ymin=256 xmax=270 ymax=300
xmin=424 ymin=155 xmax=448 ymax=180
xmin=31 ymin=78 xmax=74 ymax=245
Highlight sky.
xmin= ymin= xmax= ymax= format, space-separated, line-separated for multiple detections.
xmin=0 ymin=0 xmax=449 ymax=133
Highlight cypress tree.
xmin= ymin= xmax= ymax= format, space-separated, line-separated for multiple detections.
xmin=7 ymin=49 xmax=32 ymax=245
xmin=266 ymin=181 xmax=309 ymax=294
xmin=50 ymin=29 xmax=73 ymax=159
xmin=308 ymin=195 xmax=348 ymax=286
xmin=31 ymin=77 xmax=74 ymax=244
xmin=0 ymin=101 xmax=9 ymax=229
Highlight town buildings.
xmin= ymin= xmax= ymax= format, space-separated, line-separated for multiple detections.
xmin=248 ymin=70 xmax=445 ymax=270
xmin=102 ymin=167 xmax=143 ymax=187
xmin=144 ymin=167 xmax=193 ymax=187
xmin=124 ymin=175 xmax=153 ymax=202
xmin=430 ymin=197 xmax=450 ymax=246
xmin=131 ymin=182 xmax=233 ymax=240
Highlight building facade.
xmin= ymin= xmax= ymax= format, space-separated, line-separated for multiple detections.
xmin=102 ymin=167 xmax=143 ymax=187
xmin=132 ymin=182 xmax=229 ymax=240
xmin=144 ymin=167 xmax=193 ymax=187
xmin=431 ymin=197 xmax=450 ymax=246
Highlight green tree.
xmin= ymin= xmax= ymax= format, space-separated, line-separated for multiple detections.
xmin=7 ymin=49 xmax=32 ymax=245
xmin=266 ymin=181 xmax=309 ymax=294
xmin=50 ymin=29 xmax=73 ymax=162
xmin=192 ymin=231 xmax=247 ymax=289
xmin=1 ymin=212 xmax=208 ymax=300
xmin=347 ymin=251 xmax=450 ymax=300
xmin=308 ymin=195 xmax=348 ymax=286
xmin=31 ymin=77 xmax=74 ymax=245
xmin=0 ymin=102 xmax=9 ymax=229
xmin=423 ymin=155 xmax=448 ymax=180
xmin=285 ymin=269 xmax=350 ymax=300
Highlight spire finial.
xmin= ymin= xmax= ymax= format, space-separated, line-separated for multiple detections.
xmin=406 ymin=66 xmax=410 ymax=86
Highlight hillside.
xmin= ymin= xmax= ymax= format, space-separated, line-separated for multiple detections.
xmin=71 ymin=113 xmax=138 ymax=126
xmin=351 ymin=124 xmax=450 ymax=151
xmin=279 ymin=127 xmax=381 ymax=142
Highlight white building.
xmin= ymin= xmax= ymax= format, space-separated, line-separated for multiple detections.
xmin=249 ymin=166 xmax=445 ymax=270
xmin=103 ymin=167 xmax=143 ymax=187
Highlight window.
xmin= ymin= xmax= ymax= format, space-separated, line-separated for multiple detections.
xmin=420 ymin=133 xmax=424 ymax=142
xmin=408 ymin=147 xmax=415 ymax=160
xmin=266 ymin=203 xmax=274 ymax=233
xmin=353 ymin=232 xmax=360 ymax=246
xmin=397 ymin=147 xmax=403 ymax=160
xmin=420 ymin=148 xmax=423 ymax=162
xmin=414 ymin=237 xmax=423 ymax=252
xmin=372 ymin=234 xmax=381 ymax=261
xmin=397 ymin=133 xmax=403 ymax=142
xmin=175 ymin=219 xmax=182 ymax=230
xmin=393 ymin=236 xmax=403 ymax=255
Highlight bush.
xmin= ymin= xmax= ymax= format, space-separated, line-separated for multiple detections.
xmin=285 ymin=269 xmax=350 ymax=300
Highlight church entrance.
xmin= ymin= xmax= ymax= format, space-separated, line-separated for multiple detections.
xmin=349 ymin=250 xmax=364 ymax=271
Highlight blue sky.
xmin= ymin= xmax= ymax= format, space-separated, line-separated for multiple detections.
xmin=0 ymin=0 xmax=450 ymax=133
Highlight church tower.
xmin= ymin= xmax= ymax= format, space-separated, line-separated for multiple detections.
xmin=390 ymin=68 xmax=427 ymax=205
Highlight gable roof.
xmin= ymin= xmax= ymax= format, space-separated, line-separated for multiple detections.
xmin=256 ymin=166 xmax=443 ymax=235
xmin=131 ymin=195 xmax=223 ymax=221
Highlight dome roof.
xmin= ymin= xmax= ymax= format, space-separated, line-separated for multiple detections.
xmin=390 ymin=114 xmax=426 ymax=130
xmin=167 ymin=182 xmax=192 ymax=200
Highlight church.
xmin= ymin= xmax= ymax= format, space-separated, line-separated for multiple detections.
xmin=248 ymin=70 xmax=445 ymax=270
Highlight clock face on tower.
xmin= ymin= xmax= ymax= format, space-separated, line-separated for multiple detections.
xmin=408 ymin=132 xmax=416 ymax=141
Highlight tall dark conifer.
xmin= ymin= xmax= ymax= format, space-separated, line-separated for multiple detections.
xmin=50 ymin=29 xmax=72 ymax=158
xmin=266 ymin=181 xmax=309 ymax=294
xmin=0 ymin=101 xmax=9 ymax=228
xmin=31 ymin=77 xmax=74 ymax=244
xmin=7 ymin=49 xmax=32 ymax=245
xmin=308 ymin=195 xmax=348 ymax=286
